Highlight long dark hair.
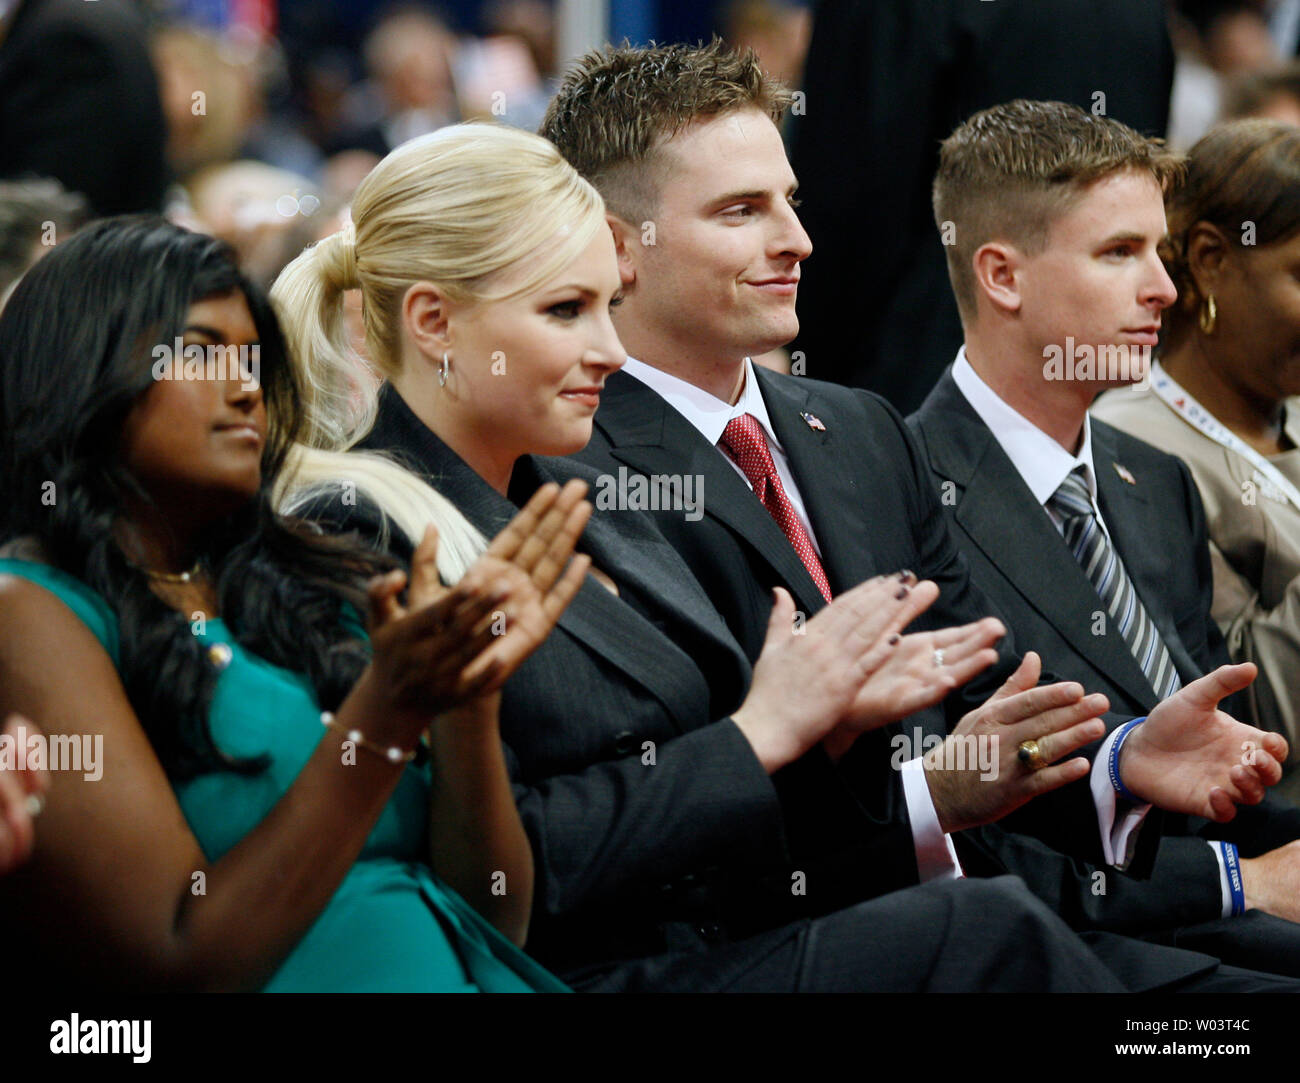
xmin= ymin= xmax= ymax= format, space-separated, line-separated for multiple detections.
xmin=0 ymin=217 xmax=395 ymax=779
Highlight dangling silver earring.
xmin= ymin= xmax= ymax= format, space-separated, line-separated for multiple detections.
xmin=438 ymin=351 xmax=450 ymax=387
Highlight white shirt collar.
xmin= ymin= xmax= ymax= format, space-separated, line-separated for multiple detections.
xmin=951 ymin=346 xmax=1101 ymax=510
xmin=621 ymin=356 xmax=784 ymax=451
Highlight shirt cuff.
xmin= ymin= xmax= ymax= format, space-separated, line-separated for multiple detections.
xmin=1090 ymin=727 xmax=1153 ymax=868
xmin=1210 ymin=840 xmax=1233 ymax=919
xmin=902 ymin=756 xmax=963 ymax=881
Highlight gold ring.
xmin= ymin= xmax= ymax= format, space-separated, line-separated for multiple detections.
xmin=1017 ymin=739 xmax=1048 ymax=771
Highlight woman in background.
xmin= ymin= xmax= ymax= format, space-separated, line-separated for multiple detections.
xmin=0 ymin=216 xmax=589 ymax=991
xmin=1095 ymin=119 xmax=1300 ymax=796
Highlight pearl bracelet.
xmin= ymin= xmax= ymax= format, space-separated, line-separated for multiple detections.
xmin=320 ymin=711 xmax=416 ymax=765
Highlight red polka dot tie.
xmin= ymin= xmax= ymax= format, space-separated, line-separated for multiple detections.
xmin=720 ymin=413 xmax=833 ymax=602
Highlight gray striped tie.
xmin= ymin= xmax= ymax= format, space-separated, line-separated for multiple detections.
xmin=1048 ymin=466 xmax=1181 ymax=701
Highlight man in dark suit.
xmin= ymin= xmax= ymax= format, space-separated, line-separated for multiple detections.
xmin=788 ymin=0 xmax=1175 ymax=413
xmin=541 ymin=44 xmax=1299 ymax=981
xmin=0 ymin=0 xmax=168 ymax=217
xmin=907 ymin=98 xmax=1300 ymax=970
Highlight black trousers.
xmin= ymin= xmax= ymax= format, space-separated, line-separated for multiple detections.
xmin=575 ymin=876 xmax=1300 ymax=993
xmin=1142 ymin=910 xmax=1300 ymax=979
xmin=576 ymin=876 xmax=1118 ymax=992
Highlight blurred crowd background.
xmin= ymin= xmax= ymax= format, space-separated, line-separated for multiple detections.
xmin=0 ymin=0 xmax=810 ymax=301
xmin=4 ymin=0 xmax=1300 ymax=398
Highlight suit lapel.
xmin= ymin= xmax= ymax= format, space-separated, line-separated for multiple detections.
xmin=581 ymin=514 xmax=742 ymax=665
xmin=921 ymin=372 xmax=1160 ymax=709
xmin=595 ymin=371 xmax=828 ymax=614
xmin=362 ymin=384 xmax=709 ymax=733
xmin=526 ymin=454 xmax=752 ymax=703
xmin=755 ymin=368 xmax=879 ymax=593
xmin=542 ymin=577 xmax=706 ymax=734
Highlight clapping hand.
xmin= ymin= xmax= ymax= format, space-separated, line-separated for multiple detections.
xmin=826 ymin=580 xmax=1005 ymax=755
xmin=364 ymin=480 xmax=591 ymax=723
xmin=925 ymin=652 xmax=1109 ymax=833
xmin=1122 ymin=662 xmax=1288 ymax=821
xmin=736 ymin=574 xmax=950 ymax=772
xmin=455 ymin=479 xmax=594 ymax=694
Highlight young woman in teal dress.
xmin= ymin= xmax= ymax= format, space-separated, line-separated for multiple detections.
xmin=0 ymin=215 xmax=590 ymax=992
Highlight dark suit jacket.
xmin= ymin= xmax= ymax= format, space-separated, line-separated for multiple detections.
xmin=788 ymin=0 xmax=1174 ymax=412
xmin=573 ymin=367 xmax=1196 ymax=921
xmin=307 ymin=384 xmax=948 ymax=982
xmin=0 ymin=0 xmax=168 ymax=216
xmin=908 ymin=367 xmax=1300 ymax=868
xmin=302 ymin=382 xmax=1248 ymax=988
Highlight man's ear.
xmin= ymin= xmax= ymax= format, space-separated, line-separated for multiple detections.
xmin=971 ymin=241 xmax=1023 ymax=316
xmin=606 ymin=213 xmax=639 ymax=288
xmin=1184 ymin=221 xmax=1231 ymax=297
xmin=402 ymin=281 xmax=455 ymax=366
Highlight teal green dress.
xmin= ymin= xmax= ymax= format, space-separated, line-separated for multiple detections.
xmin=0 ymin=558 xmax=567 ymax=993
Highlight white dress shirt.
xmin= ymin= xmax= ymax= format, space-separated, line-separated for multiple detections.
xmin=621 ymin=356 xmax=961 ymax=880
xmin=954 ymin=351 xmax=1233 ymax=908
xmin=951 ymin=349 xmax=1114 ymax=538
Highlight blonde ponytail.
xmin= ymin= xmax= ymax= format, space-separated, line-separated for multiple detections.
xmin=275 ymin=445 xmax=486 ymax=583
xmin=271 ymin=221 xmax=374 ymax=452
xmin=272 ymin=221 xmax=488 ymax=580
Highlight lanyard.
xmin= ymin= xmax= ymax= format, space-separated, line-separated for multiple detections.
xmin=1147 ymin=362 xmax=1300 ymax=512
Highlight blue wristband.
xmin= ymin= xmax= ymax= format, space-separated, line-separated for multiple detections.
xmin=1108 ymin=717 xmax=1145 ymax=803
xmin=1221 ymin=841 xmax=1246 ymax=917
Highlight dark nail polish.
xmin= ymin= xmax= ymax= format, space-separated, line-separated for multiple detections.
xmin=888 ymin=633 xmax=900 ymax=645
xmin=894 ymin=586 xmax=908 ymax=599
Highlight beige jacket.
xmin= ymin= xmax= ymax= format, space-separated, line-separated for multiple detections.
xmin=1093 ymin=383 xmax=1300 ymax=762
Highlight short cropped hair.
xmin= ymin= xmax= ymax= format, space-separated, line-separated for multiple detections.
xmin=933 ymin=99 xmax=1184 ymax=321
xmin=540 ymin=38 xmax=793 ymax=222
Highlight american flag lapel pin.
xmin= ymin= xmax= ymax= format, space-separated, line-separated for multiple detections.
xmin=1113 ymin=462 xmax=1137 ymax=485
xmin=801 ymin=411 xmax=826 ymax=432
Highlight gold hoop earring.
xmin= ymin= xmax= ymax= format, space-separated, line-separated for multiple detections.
xmin=1199 ymin=293 xmax=1217 ymax=335
xmin=438 ymin=351 xmax=451 ymax=387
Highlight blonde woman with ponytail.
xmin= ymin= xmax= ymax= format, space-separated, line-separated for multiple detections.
xmin=273 ymin=124 xmax=623 ymax=580
xmin=270 ymin=122 xmax=996 ymax=994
